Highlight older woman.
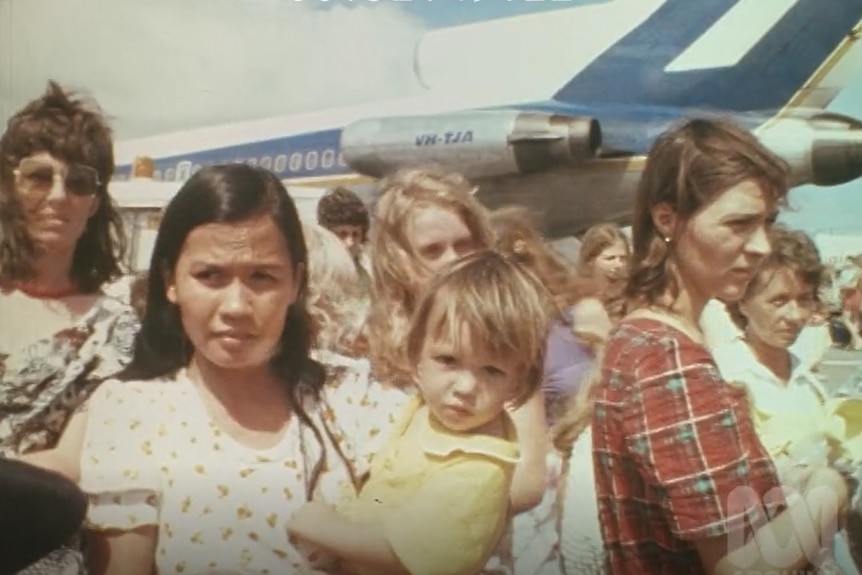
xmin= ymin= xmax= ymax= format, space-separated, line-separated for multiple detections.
xmin=51 ymin=165 xmax=359 ymax=575
xmin=0 ymin=82 xmax=137 ymax=574
xmin=714 ymin=225 xmax=861 ymax=574
xmin=591 ymin=118 xmax=847 ymax=574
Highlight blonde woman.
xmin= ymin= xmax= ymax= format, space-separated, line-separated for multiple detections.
xmin=365 ymin=167 xmax=548 ymax=515
xmin=303 ymin=223 xmax=368 ymax=358
xmin=357 ymin=168 xmax=551 ymax=575
xmin=303 ymin=223 xmax=409 ymax=473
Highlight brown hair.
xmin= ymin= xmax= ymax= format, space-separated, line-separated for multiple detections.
xmin=626 ymin=118 xmax=790 ymax=309
xmin=490 ymin=205 xmax=598 ymax=312
xmin=406 ymin=250 xmax=553 ymax=407
xmin=0 ymin=81 xmax=125 ymax=291
xmin=316 ymin=186 xmax=370 ymax=240
xmin=578 ymin=221 xmax=630 ymax=321
xmin=727 ymin=224 xmax=825 ymax=329
xmin=577 ymin=222 xmax=629 ymax=277
xmin=367 ymin=166 xmax=493 ymax=387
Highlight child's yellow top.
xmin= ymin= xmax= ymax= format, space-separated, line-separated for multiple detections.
xmin=339 ymin=395 xmax=520 ymax=575
xmin=713 ymin=339 xmax=862 ymax=476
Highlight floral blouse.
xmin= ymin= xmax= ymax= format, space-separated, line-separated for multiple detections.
xmin=0 ymin=294 xmax=139 ymax=574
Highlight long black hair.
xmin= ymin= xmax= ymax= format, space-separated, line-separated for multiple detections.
xmin=120 ymin=163 xmax=325 ymax=406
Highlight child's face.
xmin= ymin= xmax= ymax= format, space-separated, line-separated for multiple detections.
xmin=415 ymin=325 xmax=522 ymax=434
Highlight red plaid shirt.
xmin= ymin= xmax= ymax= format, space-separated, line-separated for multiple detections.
xmin=592 ymin=318 xmax=785 ymax=574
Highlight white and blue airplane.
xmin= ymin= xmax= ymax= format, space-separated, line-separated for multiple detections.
xmin=113 ymin=0 xmax=862 ymax=238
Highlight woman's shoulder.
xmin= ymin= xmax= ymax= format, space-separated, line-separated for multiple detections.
xmin=609 ymin=316 xmax=685 ymax=348
xmin=603 ymin=315 xmax=716 ymax=377
xmin=91 ymin=371 xmax=189 ymax=405
xmin=86 ymin=293 xmax=140 ymax=362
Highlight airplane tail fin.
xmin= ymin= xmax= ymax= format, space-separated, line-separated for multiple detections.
xmin=552 ymin=0 xmax=862 ymax=113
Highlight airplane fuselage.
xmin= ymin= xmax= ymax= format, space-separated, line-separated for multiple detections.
xmin=110 ymin=0 xmax=862 ymax=237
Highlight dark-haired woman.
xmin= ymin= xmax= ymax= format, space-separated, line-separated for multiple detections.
xmin=0 ymin=83 xmax=138 ymax=573
xmin=49 ymin=165 xmax=359 ymax=575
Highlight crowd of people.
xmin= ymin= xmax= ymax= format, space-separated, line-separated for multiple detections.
xmin=1 ymin=81 xmax=861 ymax=575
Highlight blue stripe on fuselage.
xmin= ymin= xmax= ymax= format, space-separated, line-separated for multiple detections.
xmin=114 ymin=128 xmax=346 ymax=181
xmin=553 ymin=0 xmax=862 ymax=112
xmin=114 ymin=104 xmax=766 ymax=182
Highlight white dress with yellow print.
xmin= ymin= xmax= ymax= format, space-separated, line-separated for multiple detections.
xmin=79 ymin=371 xmax=356 ymax=575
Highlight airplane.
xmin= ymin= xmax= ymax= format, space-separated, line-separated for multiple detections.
xmin=109 ymin=178 xmax=329 ymax=271
xmin=112 ymin=0 xmax=862 ymax=241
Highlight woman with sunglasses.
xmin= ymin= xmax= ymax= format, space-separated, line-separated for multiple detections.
xmin=0 ymin=82 xmax=138 ymax=574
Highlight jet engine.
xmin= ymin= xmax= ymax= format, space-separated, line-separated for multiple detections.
xmin=757 ymin=112 xmax=862 ymax=187
xmin=339 ymin=111 xmax=601 ymax=179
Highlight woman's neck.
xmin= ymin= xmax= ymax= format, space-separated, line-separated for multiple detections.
xmin=187 ymin=356 xmax=290 ymax=432
xmin=631 ymin=273 xmax=708 ymax=343
xmin=744 ymin=334 xmax=792 ymax=384
xmin=28 ymin=248 xmax=77 ymax=292
xmin=649 ymin=287 xmax=704 ymax=329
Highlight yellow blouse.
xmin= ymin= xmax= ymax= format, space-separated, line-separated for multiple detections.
xmin=340 ymin=396 xmax=520 ymax=575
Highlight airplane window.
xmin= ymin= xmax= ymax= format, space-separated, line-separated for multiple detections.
xmin=305 ymin=151 xmax=319 ymax=171
xmin=337 ymin=152 xmax=347 ymax=167
xmin=176 ymin=161 xmax=192 ymax=181
xmin=165 ymin=168 xmax=176 ymax=181
xmin=321 ymin=149 xmax=335 ymax=169
xmin=260 ymin=156 xmax=273 ymax=170
xmin=275 ymin=155 xmax=288 ymax=173
xmin=247 ymin=158 xmax=258 ymax=167
xmin=289 ymin=153 xmax=303 ymax=172
xmin=192 ymin=164 xmax=202 ymax=175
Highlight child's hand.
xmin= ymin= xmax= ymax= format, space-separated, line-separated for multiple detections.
xmin=287 ymin=500 xmax=342 ymax=541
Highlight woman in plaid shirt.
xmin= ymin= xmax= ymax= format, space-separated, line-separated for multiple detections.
xmin=589 ymin=118 xmax=849 ymax=575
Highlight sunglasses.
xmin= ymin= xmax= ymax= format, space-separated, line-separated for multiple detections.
xmin=13 ymin=158 xmax=101 ymax=197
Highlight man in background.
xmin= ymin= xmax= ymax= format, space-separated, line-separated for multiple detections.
xmin=317 ymin=187 xmax=372 ymax=298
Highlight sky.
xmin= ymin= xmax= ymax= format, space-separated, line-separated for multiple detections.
xmin=1 ymin=0 xmax=861 ymax=236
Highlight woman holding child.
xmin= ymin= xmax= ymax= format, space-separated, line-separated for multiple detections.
xmin=364 ymin=167 xmax=549 ymax=514
xmin=350 ymin=168 xmax=554 ymax=575
xmin=48 ymin=164 xmax=360 ymax=574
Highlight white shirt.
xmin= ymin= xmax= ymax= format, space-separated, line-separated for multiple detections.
xmin=711 ymin=339 xmax=831 ymax=475
xmin=80 ymin=372 xmax=354 ymax=575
